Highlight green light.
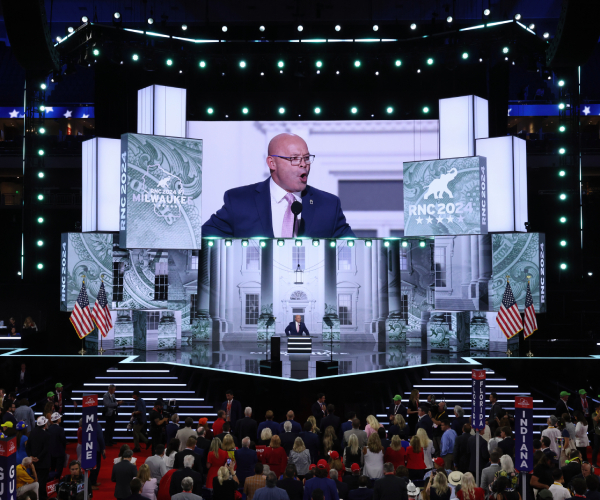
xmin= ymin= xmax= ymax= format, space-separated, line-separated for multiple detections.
xmin=559 ymin=148 xmax=566 ymax=154
xmin=462 ymin=52 xmax=469 ymax=59
xmin=225 ymin=239 xmax=232 ymax=247
xmin=347 ymin=240 xmax=354 ymax=247
xmin=207 ymin=108 xmax=214 ymax=114
xmin=559 ymin=216 xmax=567 ymax=223
xmin=199 ymin=60 xmax=206 ymax=68
xmin=354 ymin=60 xmax=361 ymax=67
xmin=560 ymin=263 xmax=567 ymax=270
xmin=386 ymin=106 xmax=394 ymax=114
xmin=351 ymin=107 xmax=357 ymax=114
xmin=241 ymin=239 xmax=249 ymax=247
xmin=560 ymin=240 xmax=567 ymax=247
xmin=166 ymin=59 xmax=173 ymax=66
xmin=37 ymin=217 xmax=44 ymax=223
xmin=277 ymin=239 xmax=285 ymax=247
xmin=295 ymin=239 xmax=302 ymax=247
xmin=41 ymin=83 xmax=47 ymax=89
xmin=37 ymin=263 xmax=44 ymax=270
xmin=502 ymin=47 xmax=509 ymax=54
xmin=423 ymin=106 xmax=430 ymax=113
xmin=207 ymin=240 xmax=214 ymax=247
xmin=558 ymin=80 xmax=565 ymax=87
xmin=329 ymin=240 xmax=336 ymax=247
xmin=278 ymin=107 xmax=285 ymax=114
xmin=559 ymin=125 xmax=566 ymax=132
xmin=93 ymin=48 xmax=100 ymax=56
xmin=260 ymin=240 xmax=267 ymax=247
xmin=239 ymin=61 xmax=246 ymax=68
xmin=38 ymin=149 xmax=44 ymax=156
xmin=242 ymin=107 xmax=249 ymax=115
xmin=559 ymin=170 xmax=566 ymax=177
xmin=558 ymin=103 xmax=565 ymax=110
xmin=395 ymin=60 xmax=402 ymax=67
xmin=132 ymin=54 xmax=139 ymax=61
xmin=39 ymin=127 xmax=45 ymax=134
xmin=314 ymin=107 xmax=321 ymax=114
xmin=401 ymin=241 xmax=408 ymax=248
xmin=384 ymin=240 xmax=390 ymax=247
xmin=277 ymin=61 xmax=284 ymax=68
xmin=427 ymin=58 xmax=434 ymax=65
xmin=316 ymin=61 xmax=323 ymax=68
xmin=420 ymin=240 xmax=426 ymax=248
xmin=40 ymin=105 xmax=45 ymax=111
xmin=559 ymin=193 xmax=566 ymax=200
xmin=37 ymin=240 xmax=43 ymax=247
xmin=37 ymin=194 xmax=44 ymax=201
xmin=365 ymin=240 xmax=372 ymax=247
xmin=38 ymin=172 xmax=44 ymax=178
xmin=312 ymin=239 xmax=320 ymax=247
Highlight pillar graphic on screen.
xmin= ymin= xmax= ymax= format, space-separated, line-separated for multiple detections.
xmin=0 ymin=436 xmax=17 ymax=500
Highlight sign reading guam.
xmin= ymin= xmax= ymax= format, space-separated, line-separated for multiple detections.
xmin=403 ymin=156 xmax=488 ymax=237
xmin=120 ymin=133 xmax=203 ymax=249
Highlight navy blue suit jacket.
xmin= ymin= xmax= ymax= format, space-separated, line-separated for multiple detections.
xmin=415 ymin=415 xmax=433 ymax=439
xmin=202 ymin=178 xmax=355 ymax=238
xmin=285 ymin=322 xmax=310 ymax=336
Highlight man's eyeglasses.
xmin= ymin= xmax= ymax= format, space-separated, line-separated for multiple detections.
xmin=271 ymin=155 xmax=315 ymax=166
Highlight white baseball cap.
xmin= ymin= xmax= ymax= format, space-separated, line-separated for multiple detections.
xmin=37 ymin=416 xmax=48 ymax=426
xmin=51 ymin=412 xmax=61 ymax=422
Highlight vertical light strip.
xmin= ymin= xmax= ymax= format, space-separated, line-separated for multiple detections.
xmin=579 ymin=66 xmax=583 ymax=249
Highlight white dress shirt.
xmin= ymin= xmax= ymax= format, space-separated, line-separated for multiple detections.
xmin=270 ymin=177 xmax=301 ymax=237
xmin=295 ymin=321 xmax=300 ymax=333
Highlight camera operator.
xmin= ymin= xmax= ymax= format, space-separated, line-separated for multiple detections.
xmin=149 ymin=399 xmax=169 ymax=454
xmin=58 ymin=460 xmax=89 ymax=500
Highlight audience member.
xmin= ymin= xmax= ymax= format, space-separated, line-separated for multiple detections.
xmin=16 ymin=420 xmax=29 ymax=465
xmin=207 ymin=437 xmax=228 ymax=490
xmin=362 ymin=433 xmax=384 ymax=480
xmin=269 ymin=434 xmax=289 ymax=478
xmin=423 ymin=458 xmax=451 ymax=481
xmin=127 ymin=477 xmax=151 ymax=500
xmin=427 ymin=469 xmax=451 ymax=500
xmin=236 ymin=406 xmax=259 ymax=442
xmin=16 ymin=457 xmax=39 ymax=498
xmin=280 ymin=410 xmax=303 ymax=434
xmin=531 ymin=451 xmax=553 ymax=492
xmin=330 ymin=469 xmax=349 ymax=500
xmin=195 ymin=427 xmax=211 ymax=470
xmin=235 ymin=436 xmax=258 ymax=486
xmin=132 ymin=390 xmax=150 ymax=452
xmin=373 ymin=462 xmax=407 ymax=500
xmin=456 ymin=472 xmax=484 ymax=500
xmin=213 ymin=464 xmax=240 ymax=500
xmin=494 ymin=455 xmax=519 ymax=492
xmin=112 ymin=449 xmax=138 ymax=499
xmin=258 ymin=411 xmax=281 ymax=440
xmin=15 ymin=399 xmax=36 ymax=432
xmin=289 ymin=437 xmax=311 ymax=478
xmin=170 ymin=454 xmax=204 ymax=497
xmin=343 ymin=419 xmax=367 ymax=449
xmin=561 ymin=449 xmax=582 ymax=485
xmin=542 ymin=416 xmax=562 ymax=457
xmin=221 ymin=390 xmax=242 ymax=427
xmin=447 ymin=471 xmax=463 ymax=498
xmin=322 ymin=405 xmax=342 ymax=438
xmin=245 ymin=463 xmax=267 ymax=500
xmin=348 ymin=476 xmax=374 ymax=500
xmin=301 ymin=421 xmax=321 ymax=464
xmin=217 ymin=422 xmax=240 ymax=448
xmin=343 ymin=464 xmax=361 ymax=490
xmin=574 ymin=411 xmax=590 ymax=461
xmin=415 ymin=406 xmax=433 ymax=440
xmin=490 ymin=476 xmax=520 ymax=500
xmin=174 ymin=436 xmax=203 ymax=474
xmin=377 ymin=428 xmax=390 ymax=451
xmin=571 ymin=478 xmax=589 ymax=500
xmin=48 ymin=412 xmax=66 ymax=480
xmin=344 ymin=435 xmax=364 ymax=471
xmin=323 ymin=426 xmax=342 ymax=457
xmin=170 ymin=476 xmax=203 ymax=500
xmin=549 ymin=468 xmax=571 ymax=500
xmin=166 ymin=414 xmax=180 ymax=445
xmin=365 ymin=416 xmax=381 ymax=438
xmin=149 ymin=400 xmax=169 ymax=455
xmin=137 ymin=463 xmax=158 ymax=500
xmin=304 ymin=460 xmax=340 ymax=500
xmin=26 ymin=416 xmax=50 ymax=499
xmin=384 ymin=435 xmax=405 ymax=471
xmin=57 ymin=460 xmax=85 ymax=500
xmin=329 ymin=451 xmax=345 ymax=480
xmin=481 ymin=450 xmax=503 ymax=495
xmin=278 ymin=465 xmax=304 ymax=500
xmin=468 ymin=429 xmax=490 ymax=480
xmin=281 ymin=420 xmax=300 ymax=455
xmin=103 ymin=384 xmax=123 ymax=446
xmin=405 ymin=435 xmax=426 ymax=480
xmin=452 ymin=407 xmax=468 ymax=436
xmin=586 ymin=474 xmax=600 ymax=500
xmin=497 ymin=427 xmax=514 ymax=458
xmin=342 ymin=412 xmax=356 ymax=435
xmin=145 ymin=444 xmax=167 ymax=484
xmin=312 ymin=394 xmax=328 ymax=427
xmin=416 ymin=429 xmax=434 ymax=470
xmin=430 ymin=401 xmax=447 ymax=457
xmin=439 ymin=419 xmax=456 ymax=470
xmin=540 ymin=436 xmax=559 ymax=467
xmin=164 ymin=438 xmax=180 ymax=469
xmin=213 ymin=410 xmax=227 ymax=437
xmin=388 ymin=415 xmax=409 ymax=441
xmin=488 ymin=429 xmax=503 ymax=455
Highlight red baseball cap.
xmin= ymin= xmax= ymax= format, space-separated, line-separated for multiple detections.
xmin=309 ymin=464 xmax=317 ymax=470
xmin=317 ymin=459 xmax=328 ymax=469
xmin=434 ymin=457 xmax=445 ymax=467
xmin=198 ymin=418 xmax=208 ymax=425
xmin=351 ymin=463 xmax=360 ymax=472
xmin=329 ymin=451 xmax=340 ymax=460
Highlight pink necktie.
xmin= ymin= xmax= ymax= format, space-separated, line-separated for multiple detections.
xmin=281 ymin=193 xmax=296 ymax=237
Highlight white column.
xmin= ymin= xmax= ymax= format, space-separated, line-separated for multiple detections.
xmin=363 ymin=246 xmax=373 ymax=335
xmin=371 ymin=245 xmax=379 ymax=334
xmin=209 ymin=245 xmax=221 ymax=340
xmin=378 ymin=241 xmax=389 ymax=323
xmin=219 ymin=242 xmax=227 ymax=333
xmin=225 ymin=245 xmax=235 ymax=332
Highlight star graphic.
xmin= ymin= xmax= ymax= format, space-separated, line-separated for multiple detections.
xmin=426 ymin=216 xmax=433 ymax=224
xmin=447 ymin=215 xmax=454 ymax=223
xmin=416 ymin=217 xmax=423 ymax=224
xmin=436 ymin=216 xmax=444 ymax=223
xmin=45 ymin=107 xmax=54 ymax=112
xmin=456 ymin=215 xmax=464 ymax=223
xmin=583 ymin=106 xmax=591 ymax=116
xmin=82 ymin=114 xmax=89 ymax=118
xmin=9 ymin=109 xmax=19 ymax=118
xmin=63 ymin=110 xmax=72 ymax=118
xmin=507 ymin=108 xmax=511 ymax=116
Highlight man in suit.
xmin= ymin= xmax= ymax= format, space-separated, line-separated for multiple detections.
xmin=131 ymin=390 xmax=149 ymax=452
xmin=103 ymin=384 xmax=122 ymax=446
xmin=480 ymin=450 xmax=502 ymax=495
xmin=47 ymin=413 xmax=66 ymax=480
xmin=488 ymin=392 xmax=505 ymax=436
xmin=256 ymin=471 xmax=292 ymax=500
xmin=17 ymin=363 xmax=31 ymax=394
xmin=343 ymin=419 xmax=368 ymax=449
xmin=321 ymin=405 xmax=342 ymax=438
xmin=279 ymin=410 xmax=302 ymax=434
xmin=373 ymin=463 xmax=408 ymax=500
xmin=343 ymin=463 xmax=361 ymax=491
xmin=172 ymin=476 xmax=203 ymax=500
xmin=468 ymin=429 xmax=490 ymax=480
xmin=53 ymin=382 xmax=76 ymax=417
xmin=221 ymin=389 xmax=243 ymax=428
xmin=555 ymin=391 xmax=572 ymax=418
xmin=277 ymin=465 xmax=304 ymax=500
xmin=341 ymin=412 xmax=356 ymax=435
xmin=258 ymin=410 xmax=280 ymax=440
xmin=280 ymin=421 xmax=299 ymax=455
xmin=388 ymin=396 xmax=407 ymax=423
xmin=348 ymin=476 xmax=374 ymax=500
xmin=312 ymin=393 xmax=327 ymax=427
xmin=14 ymin=399 xmax=36 ymax=432
xmin=330 ymin=470 xmax=350 ymax=500
xmin=111 ymin=448 xmax=137 ymax=499
xmin=176 ymin=417 xmax=198 ymax=452
xmin=216 ymin=422 xmax=240 ymax=447
xmin=26 ymin=416 xmax=51 ymax=500
xmin=415 ymin=406 xmax=433 ymax=440
xmin=144 ymin=444 xmax=168 ymax=484
xmin=300 ymin=421 xmax=321 ymax=464
xmin=574 ymin=389 xmax=592 ymax=420
xmin=166 ymin=414 xmax=181 ymax=445
xmin=285 ymin=315 xmax=310 ymax=337
xmin=127 ymin=478 xmax=151 ymax=500
xmin=170 ymin=454 xmax=204 ymax=497
xmin=194 ymin=427 xmax=212 ymax=473
xmin=173 ymin=436 xmax=203 ymax=474
xmin=304 ymin=460 xmax=340 ymax=500
xmin=235 ymin=437 xmax=258 ymax=487
xmin=236 ymin=406 xmax=259 ymax=442
xmin=202 ymin=133 xmax=355 ymax=239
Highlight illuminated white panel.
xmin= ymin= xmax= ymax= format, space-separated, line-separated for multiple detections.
xmin=475 ymin=136 xmax=516 ymax=232
xmin=439 ymin=95 xmax=488 ymax=159
xmin=513 ymin=137 xmax=528 ymax=232
xmin=137 ymin=85 xmax=186 ymax=138
xmin=82 ymin=139 xmax=96 ymax=232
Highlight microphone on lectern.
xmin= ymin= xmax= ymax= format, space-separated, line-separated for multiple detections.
xmin=291 ymin=201 xmax=303 ymax=237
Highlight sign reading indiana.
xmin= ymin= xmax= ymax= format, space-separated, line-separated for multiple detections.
xmin=403 ymin=156 xmax=488 ymax=237
xmin=120 ymin=134 xmax=203 ymax=249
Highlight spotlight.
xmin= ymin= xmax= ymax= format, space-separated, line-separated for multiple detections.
xmin=38 ymin=149 xmax=44 ymax=156
xmin=543 ymin=32 xmax=550 ymax=39
xmin=373 ymin=25 xmax=379 ymax=31
xmin=347 ymin=240 xmax=354 ymax=247
xmin=410 ymin=23 xmax=417 ymax=30
xmin=207 ymin=240 xmax=214 ymax=247
xmin=39 ymin=128 xmax=45 ymax=134
xmin=37 ymin=194 xmax=44 ymax=200
xmin=242 ymin=107 xmax=249 ymax=114
xmin=383 ymin=240 xmax=390 ymax=248
xmin=558 ymin=103 xmax=565 ymax=110
xmin=40 ymin=105 xmax=45 ymax=111
xmin=207 ymin=108 xmax=214 ymax=114
xmin=559 ymin=216 xmax=567 ymax=223
xmin=484 ymin=8 xmax=490 ymax=16
xmin=312 ymin=239 xmax=320 ymax=247
xmin=395 ymin=60 xmax=402 ymax=67
xmin=354 ymin=60 xmax=361 ymax=67
xmin=560 ymin=240 xmax=567 ymax=247
xmin=559 ymin=148 xmax=566 ymax=154
xmin=241 ymin=239 xmax=249 ymax=247
xmin=423 ymin=106 xmax=429 ymax=113
xmin=462 ymin=52 xmax=469 ymax=59
xmin=17 ymin=272 xmax=21 ymax=276
xmin=239 ymin=61 xmax=246 ymax=68
xmin=529 ymin=23 xmax=535 ymax=30
xmin=166 ymin=59 xmax=173 ymax=66
xmin=335 ymin=25 xmax=341 ymax=31
xmin=514 ymin=13 xmax=521 ymax=20
xmin=351 ymin=107 xmax=358 ymax=114
xmin=278 ymin=107 xmax=285 ymax=114
xmin=502 ymin=47 xmax=509 ymax=54
xmin=297 ymin=25 xmax=303 ymax=32
xmin=278 ymin=61 xmax=284 ymax=68
xmin=37 ymin=263 xmax=44 ymax=270
xmin=260 ymin=240 xmax=267 ymax=247
xmin=40 ymin=83 xmax=47 ymax=90
xmin=447 ymin=16 xmax=453 ymax=22
xmin=259 ymin=26 xmax=265 ymax=32
xmin=56 ymin=36 xmax=62 ymax=42
xmin=67 ymin=26 xmax=74 ymax=33
xmin=37 ymin=217 xmax=44 ymax=223
xmin=402 ymin=241 xmax=408 ymax=248
xmin=38 ymin=172 xmax=44 ymax=178
xmin=199 ymin=60 xmax=206 ymax=68
xmin=559 ymin=193 xmax=567 ymax=200
xmin=277 ymin=239 xmax=285 ymax=246
xmin=560 ymin=263 xmax=567 ymax=270
xmin=559 ymin=170 xmax=566 ymax=177
xmin=558 ymin=80 xmax=565 ymax=87
xmin=588 ymin=272 xmax=593 ymax=276
xmin=419 ymin=240 xmax=426 ymax=248
xmin=225 ymin=239 xmax=232 ymax=247
xmin=222 ymin=26 xmax=228 ymax=32
xmin=386 ymin=106 xmax=394 ymax=114
xmin=316 ymin=60 xmax=322 ymax=67
xmin=132 ymin=54 xmax=139 ymax=61
xmin=81 ymin=16 xmax=89 ymax=23
xmin=295 ymin=239 xmax=302 ymax=246
xmin=314 ymin=107 xmax=321 ymax=114
xmin=365 ymin=240 xmax=372 ymax=247
xmin=114 ymin=12 xmax=121 ymax=19
xmin=147 ymin=18 xmax=154 ymax=25
xmin=37 ymin=240 xmax=43 ymax=247
xmin=427 ymin=58 xmax=434 ymax=65
xmin=329 ymin=240 xmax=336 ymax=248
xmin=559 ymin=126 xmax=566 ymax=132
xmin=92 ymin=48 xmax=100 ymax=56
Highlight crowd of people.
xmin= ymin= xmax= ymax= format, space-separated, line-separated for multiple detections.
xmin=3 ymin=382 xmax=600 ymax=500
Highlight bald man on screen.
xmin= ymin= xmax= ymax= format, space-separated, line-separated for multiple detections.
xmin=202 ymin=133 xmax=355 ymax=238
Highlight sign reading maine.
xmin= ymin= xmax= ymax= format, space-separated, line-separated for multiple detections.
xmin=403 ymin=156 xmax=488 ymax=237
xmin=120 ymin=133 xmax=203 ymax=250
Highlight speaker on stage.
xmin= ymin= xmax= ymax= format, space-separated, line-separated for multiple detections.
xmin=316 ymin=360 xmax=339 ymax=377
xmin=271 ymin=336 xmax=280 ymax=362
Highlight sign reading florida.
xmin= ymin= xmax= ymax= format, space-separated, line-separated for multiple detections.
xmin=120 ymin=133 xmax=203 ymax=249
xmin=403 ymin=156 xmax=488 ymax=237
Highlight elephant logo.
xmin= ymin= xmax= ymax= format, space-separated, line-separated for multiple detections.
xmin=423 ymin=168 xmax=458 ymax=199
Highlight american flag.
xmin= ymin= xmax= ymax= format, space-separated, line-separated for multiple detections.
xmin=92 ymin=281 xmax=113 ymax=338
xmin=70 ymin=280 xmax=95 ymax=339
xmin=523 ymin=281 xmax=538 ymax=339
xmin=496 ymin=280 xmax=523 ymax=339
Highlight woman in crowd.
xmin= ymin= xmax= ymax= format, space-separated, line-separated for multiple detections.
xmin=16 ymin=421 xmax=29 ymax=465
xmin=268 ymin=434 xmax=288 ymax=478
xmin=573 ymin=410 xmax=589 ymax=460
xmin=307 ymin=416 xmax=321 ymax=436
xmin=530 ymin=451 xmax=553 ymax=493
xmin=138 ymin=463 xmax=158 ymax=500
xmin=365 ymin=415 xmax=381 ymax=438
xmin=497 ymin=427 xmax=515 ymax=458
xmin=322 ymin=425 xmax=341 ymax=457
xmin=384 ymin=435 xmax=406 ymax=471
xmin=164 ymin=438 xmax=180 ymax=469
xmin=114 ymin=444 xmax=138 ymax=465
xmin=256 ymin=428 xmax=273 ymax=464
xmin=406 ymin=435 xmax=427 ymax=480
xmin=491 ymin=475 xmax=521 ymax=500
xmin=212 ymin=464 xmax=239 ymax=500
xmin=388 ymin=414 xmax=410 ymax=441
xmin=343 ymin=434 xmax=363 ymax=471
xmin=222 ymin=434 xmax=237 ymax=462
xmin=362 ymin=433 xmax=384 ymax=479
xmin=258 ymin=427 xmax=272 ymax=446
xmin=207 ymin=437 xmax=228 ymax=490
xmin=198 ymin=417 xmax=211 ymax=439
xmin=427 ymin=469 xmax=451 ymax=500
xmin=456 ymin=472 xmax=484 ymax=500
xmin=289 ymin=437 xmax=311 ymax=479
xmin=494 ymin=455 xmax=519 ymax=491
xmin=407 ymin=389 xmax=420 ymax=434
xmin=22 ymin=317 xmax=37 ymax=331
xmin=328 ymin=450 xmax=345 ymax=479
xmin=417 ymin=428 xmax=435 ymax=470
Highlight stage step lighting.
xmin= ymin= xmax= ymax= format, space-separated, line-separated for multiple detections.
xmin=559 ymin=193 xmax=566 ymax=200
xmin=314 ymin=107 xmax=321 ymax=114
xmin=447 ymin=16 xmax=453 ymax=23
xmin=277 ymin=61 xmax=284 ymax=68
xmin=297 ymin=25 xmax=303 ymax=31
xmin=559 ymin=217 xmax=567 ymax=223
xmin=37 ymin=263 xmax=44 ymax=270
xmin=559 ymin=126 xmax=566 ymax=132
xmin=316 ymin=60 xmax=322 ymax=67
xmin=277 ymin=239 xmax=284 ymax=247
xmin=148 ymin=18 xmax=154 ymax=25
xmin=92 ymin=48 xmax=100 ymax=56
xmin=484 ymin=8 xmax=490 ymax=16
xmin=347 ymin=240 xmax=354 ymax=247
xmin=427 ymin=58 xmax=434 ymax=65
xmin=559 ymin=170 xmax=566 ymax=176
xmin=37 ymin=240 xmax=43 ymax=246
xmin=259 ymin=240 xmax=267 ymax=247
xmin=558 ymin=80 xmax=565 ymax=86
xmin=351 ymin=107 xmax=358 ymax=114
xmin=543 ymin=32 xmax=550 ymax=38
xmin=239 ymin=61 xmax=246 ymax=68
xmin=38 ymin=149 xmax=44 ymax=156
xmin=462 ymin=52 xmax=469 ymax=59
xmin=373 ymin=25 xmax=379 ymax=31
xmin=502 ymin=47 xmax=509 ymax=54
xmin=329 ymin=240 xmax=336 ymax=247
xmin=37 ymin=217 xmax=44 ymax=223
xmin=419 ymin=240 xmax=426 ymax=247
xmin=225 ymin=239 xmax=232 ymax=247
xmin=312 ymin=239 xmax=320 ymax=247
xmin=514 ymin=14 xmax=521 ymax=20
xmin=207 ymin=108 xmax=214 ymax=114
xmin=402 ymin=241 xmax=408 ymax=247
xmin=81 ymin=16 xmax=89 ymax=23
xmin=132 ymin=54 xmax=139 ymax=61
xmin=558 ymin=103 xmax=565 ymax=109
xmin=181 ymin=24 xmax=187 ymax=31
xmin=335 ymin=25 xmax=341 ymax=31
xmin=67 ymin=26 xmax=74 ymax=33
xmin=422 ymin=106 xmax=430 ymax=113
xmin=38 ymin=172 xmax=44 ymax=178
xmin=222 ymin=26 xmax=228 ymax=32
xmin=365 ymin=240 xmax=372 ymax=247
xmin=166 ymin=59 xmax=173 ymax=66
xmin=37 ymin=194 xmax=44 ymax=200
xmin=560 ymin=240 xmax=567 ymax=247
xmin=39 ymin=128 xmax=45 ymax=134
xmin=559 ymin=148 xmax=566 ymax=154
xmin=395 ymin=60 xmax=402 ymax=66
xmin=354 ymin=60 xmax=361 ymax=67
xmin=410 ymin=23 xmax=417 ymax=30
xmin=560 ymin=263 xmax=567 ymax=270
xmin=278 ymin=107 xmax=285 ymax=114
xmin=259 ymin=26 xmax=265 ymax=32
xmin=242 ymin=107 xmax=249 ymax=114
xmin=199 ymin=60 xmax=206 ymax=68
xmin=529 ymin=23 xmax=535 ymax=30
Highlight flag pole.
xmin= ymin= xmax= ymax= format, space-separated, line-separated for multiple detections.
xmin=526 ymin=275 xmax=534 ymax=357
xmin=505 ymin=275 xmax=513 ymax=357
xmin=98 ymin=275 xmax=106 ymax=355
xmin=78 ymin=276 xmax=87 ymax=355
